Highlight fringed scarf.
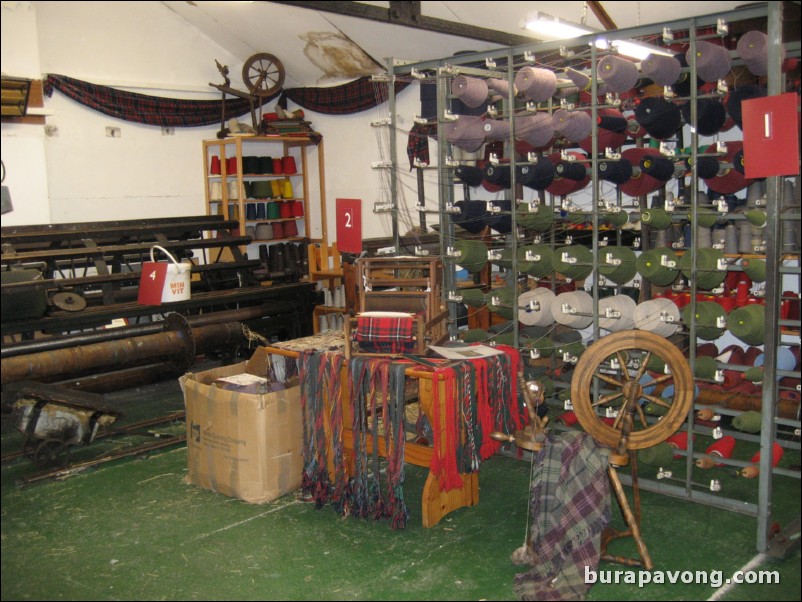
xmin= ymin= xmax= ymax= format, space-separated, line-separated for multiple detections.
xmin=430 ymin=345 xmax=525 ymax=492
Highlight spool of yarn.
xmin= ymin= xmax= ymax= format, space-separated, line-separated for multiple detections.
xmin=461 ymin=328 xmax=488 ymax=343
xmin=460 ymin=288 xmax=487 ymax=308
xmin=696 ymin=436 xmax=737 ymax=468
xmin=272 ymin=157 xmax=284 ymax=174
xmin=516 ymin=160 xmax=555 ymax=191
xmin=682 ymin=301 xmax=726 ymax=340
xmin=635 ymin=298 xmax=681 ymax=337
xmin=552 ymin=290 xmax=594 ymax=329
xmin=517 ymin=244 xmax=555 ymax=279
xmin=451 ymin=75 xmax=489 ymax=108
xmin=737 ymin=30 xmax=779 ymax=77
xmin=455 ymin=165 xmax=484 ymax=187
xmin=690 ymin=208 xmax=718 ymax=228
xmin=484 ymin=200 xmax=512 ymax=234
xmin=227 ymin=181 xmax=239 ymax=200
xmin=555 ymin=338 xmax=585 ymax=361
xmin=449 ymin=239 xmax=488 ymax=273
xmin=694 ymin=355 xmax=718 ymax=379
xmin=266 ymin=201 xmax=281 ymax=219
xmin=522 ymin=331 xmax=554 ymax=358
xmin=639 ymin=442 xmax=675 ymax=467
xmin=641 ymin=53 xmax=682 ymax=86
xmin=640 ymin=155 xmax=676 ymax=182
xmin=245 ymin=203 xmax=257 ymax=220
xmin=728 ymin=304 xmax=765 ymax=346
xmin=599 ymin=295 xmax=636 ymax=332
xmin=515 ymin=113 xmax=555 ymax=148
xmin=251 ymin=180 xmax=270 ymax=199
xmin=665 ymin=431 xmax=694 ymax=458
xmin=258 ymin=156 xmax=274 ymax=174
xmin=487 ymin=77 xmax=515 ymax=97
xmin=687 ymin=41 xmax=732 ymax=82
xmin=723 ymin=224 xmax=739 ymax=254
xmin=270 ymin=179 xmax=282 ymax=197
xmin=598 ymin=55 xmax=639 ymax=93
xmin=452 ymin=200 xmax=489 ymax=234
xmin=678 ymin=247 xmax=726 ymax=290
xmin=603 ymin=208 xmax=630 ymax=227
xmin=637 ymin=248 xmax=680 ymax=286
xmin=554 ymin=245 xmax=593 ymax=281
xmin=552 ymin=109 xmax=592 ymax=142
xmin=271 ymin=221 xmax=284 ymax=239
xmin=640 ymin=208 xmax=672 ymax=230
xmin=744 ymin=209 xmax=767 ymax=228
xmin=483 ymin=164 xmax=512 ymax=188
xmin=598 ymin=160 xmax=633 ymax=185
xmin=487 ymin=287 xmax=517 ymax=320
xmin=491 ymin=331 xmax=517 ymax=347
xmin=518 ymin=288 xmax=556 ymax=327
xmin=210 ymin=155 xmax=221 ymax=175
xmin=209 ymin=181 xmax=223 ymax=202
xmin=740 ymin=258 xmax=766 ymax=283
xmin=598 ymin=246 xmax=637 ymax=285
xmin=732 ymin=410 xmax=762 ymax=433
xmin=681 ymin=98 xmax=727 ymax=137
xmin=444 ymin=115 xmax=486 ymax=152
xmin=254 ymin=223 xmax=274 ymax=241
xmin=514 ymin=67 xmax=557 ymax=102
xmin=634 ymin=97 xmax=682 ymax=140
xmin=284 ymin=220 xmax=298 ymax=237
xmin=489 ymin=248 xmax=515 ymax=270
xmin=750 ymin=442 xmax=785 ymax=467
xmin=483 ymin=119 xmax=511 ymax=141
xmin=554 ymin=161 xmax=587 ymax=182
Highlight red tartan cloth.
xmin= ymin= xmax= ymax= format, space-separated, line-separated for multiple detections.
xmin=354 ymin=316 xmax=417 ymax=354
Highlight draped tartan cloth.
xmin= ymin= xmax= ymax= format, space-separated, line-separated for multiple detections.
xmin=514 ymin=431 xmax=611 ymax=601
xmin=353 ymin=315 xmax=417 ymax=354
xmin=297 ymin=347 xmax=525 ymax=528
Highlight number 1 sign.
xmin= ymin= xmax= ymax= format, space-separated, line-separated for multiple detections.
xmin=336 ymin=198 xmax=362 ymax=254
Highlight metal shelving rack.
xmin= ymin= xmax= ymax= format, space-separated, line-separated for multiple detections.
xmin=387 ymin=2 xmax=800 ymax=554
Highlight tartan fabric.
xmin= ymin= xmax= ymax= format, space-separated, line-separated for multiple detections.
xmin=44 ymin=74 xmax=412 ymax=127
xmin=514 ymin=431 xmax=611 ymax=601
xmin=354 ymin=316 xmax=417 ymax=354
xmin=282 ymin=77 xmax=411 ymax=115
xmin=406 ymin=122 xmax=437 ymax=170
xmin=44 ymin=74 xmax=272 ymax=127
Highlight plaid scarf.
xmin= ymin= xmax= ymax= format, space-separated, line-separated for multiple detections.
xmin=514 ymin=431 xmax=611 ymax=601
xmin=354 ymin=316 xmax=417 ymax=354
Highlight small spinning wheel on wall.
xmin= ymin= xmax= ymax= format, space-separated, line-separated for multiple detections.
xmin=242 ymin=53 xmax=286 ymax=98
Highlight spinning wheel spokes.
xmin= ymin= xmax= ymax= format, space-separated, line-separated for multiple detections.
xmin=242 ymin=53 xmax=286 ymax=97
xmin=572 ymin=330 xmax=693 ymax=451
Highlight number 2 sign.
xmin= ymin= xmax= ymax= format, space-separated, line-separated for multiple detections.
xmin=336 ymin=198 xmax=362 ymax=254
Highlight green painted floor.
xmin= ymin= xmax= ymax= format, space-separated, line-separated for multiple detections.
xmin=1 ymin=377 xmax=799 ymax=601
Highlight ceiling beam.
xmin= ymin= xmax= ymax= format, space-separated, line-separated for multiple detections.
xmin=265 ymin=1 xmax=539 ymax=47
xmin=587 ymin=1 xmax=617 ymax=31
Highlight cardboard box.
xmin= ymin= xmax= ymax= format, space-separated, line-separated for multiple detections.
xmin=180 ymin=348 xmax=303 ymax=504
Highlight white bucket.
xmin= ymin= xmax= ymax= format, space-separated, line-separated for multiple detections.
xmin=150 ymin=245 xmax=192 ymax=303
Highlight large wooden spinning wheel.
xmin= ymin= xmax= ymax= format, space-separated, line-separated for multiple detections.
xmin=242 ymin=53 xmax=285 ymax=98
xmin=570 ymin=330 xmax=694 ymax=570
xmin=571 ymin=330 xmax=694 ymax=452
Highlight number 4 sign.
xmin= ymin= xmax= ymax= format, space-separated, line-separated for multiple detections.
xmin=336 ymin=198 xmax=362 ymax=254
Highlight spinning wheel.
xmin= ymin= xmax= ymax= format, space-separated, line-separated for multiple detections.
xmin=570 ymin=330 xmax=694 ymax=570
xmin=242 ymin=53 xmax=285 ymax=98
xmin=571 ymin=330 xmax=694 ymax=453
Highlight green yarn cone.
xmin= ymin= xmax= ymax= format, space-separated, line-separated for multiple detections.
xmin=461 ymin=328 xmax=488 ymax=343
xmin=678 ymin=247 xmax=726 ymax=290
xmin=516 ymin=203 xmax=555 ymax=232
xmin=449 ymin=239 xmax=488 ymax=273
xmin=598 ymin=246 xmax=638 ymax=285
xmin=637 ymin=248 xmax=680 ymax=286
xmin=644 ymin=401 xmax=670 ymax=416
xmin=682 ymin=301 xmax=727 ymax=340
xmin=640 ymin=208 xmax=672 ymax=230
xmin=492 ymin=331 xmax=517 ymax=347
xmin=517 ymin=244 xmax=555 ymax=279
xmin=745 ymin=209 xmax=767 ymax=228
xmin=741 ymin=258 xmax=766 ymax=283
xmin=690 ymin=207 xmax=718 ymax=228
xmin=460 ymin=288 xmax=487 ymax=308
xmin=728 ymin=304 xmax=765 ymax=346
xmin=603 ymin=209 xmax=629 ymax=227
xmin=639 ymin=441 xmax=675 ymax=466
xmin=487 ymin=287 xmax=517 ymax=320
xmin=523 ymin=334 xmax=554 ymax=358
xmin=554 ymin=245 xmax=593 ymax=280
xmin=694 ymin=355 xmax=718 ymax=379
xmin=743 ymin=366 xmax=764 ymax=383
xmin=732 ymin=410 xmax=762 ymax=433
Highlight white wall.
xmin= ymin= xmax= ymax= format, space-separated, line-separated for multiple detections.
xmin=0 ymin=0 xmax=417 ymax=244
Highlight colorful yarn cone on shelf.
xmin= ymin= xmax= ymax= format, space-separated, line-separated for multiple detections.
xmin=696 ymin=436 xmax=736 ymax=468
xmin=728 ymin=304 xmax=765 ymax=346
xmin=750 ymin=442 xmax=784 ymax=466
xmin=639 ymin=442 xmax=675 ymax=467
xmin=210 ymin=155 xmax=221 ymax=175
xmin=732 ymin=410 xmax=762 ymax=433
xmin=665 ymin=431 xmax=695 ymax=458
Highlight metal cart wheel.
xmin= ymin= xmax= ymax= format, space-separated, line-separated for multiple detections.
xmin=33 ymin=439 xmax=70 ymax=469
xmin=242 ymin=53 xmax=285 ymax=97
xmin=571 ymin=330 xmax=694 ymax=451
xmin=22 ymin=437 xmax=38 ymax=461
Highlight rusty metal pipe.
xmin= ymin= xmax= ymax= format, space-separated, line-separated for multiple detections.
xmin=1 ymin=321 xmax=243 ymax=385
